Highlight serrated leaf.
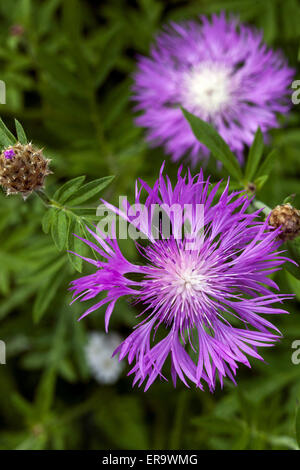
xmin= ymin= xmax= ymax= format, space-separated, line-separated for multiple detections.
xmin=181 ymin=107 xmax=243 ymax=181
xmin=53 ymin=176 xmax=86 ymax=204
xmin=51 ymin=210 xmax=69 ymax=251
xmin=14 ymin=119 xmax=28 ymax=144
xmin=245 ymin=127 xmax=264 ymax=181
xmin=68 ymin=175 xmax=114 ymax=206
xmin=0 ymin=118 xmax=17 ymax=148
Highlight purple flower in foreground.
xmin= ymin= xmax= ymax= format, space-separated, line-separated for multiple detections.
xmin=133 ymin=13 xmax=294 ymax=164
xmin=70 ymin=167 xmax=292 ymax=391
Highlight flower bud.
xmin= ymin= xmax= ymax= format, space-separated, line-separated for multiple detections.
xmin=269 ymin=203 xmax=300 ymax=241
xmin=0 ymin=143 xmax=51 ymax=197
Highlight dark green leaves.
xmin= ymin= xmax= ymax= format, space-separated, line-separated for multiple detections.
xmin=0 ymin=118 xmax=17 ymax=148
xmin=33 ymin=268 xmax=67 ymax=323
xmin=245 ymin=127 xmax=279 ymax=191
xmin=253 ymin=149 xmax=279 ymax=190
xmin=182 ymin=109 xmax=279 ymax=193
xmin=51 ymin=210 xmax=69 ymax=251
xmin=67 ymin=217 xmax=87 ymax=272
xmin=67 ymin=176 xmax=114 ymax=206
xmin=41 ymin=174 xmax=114 ymax=271
xmin=182 ymin=107 xmax=243 ymax=182
xmin=0 ymin=119 xmax=28 ymax=149
xmin=14 ymin=119 xmax=28 ymax=145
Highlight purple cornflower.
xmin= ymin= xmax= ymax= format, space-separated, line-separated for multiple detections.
xmin=133 ymin=13 xmax=294 ymax=164
xmin=70 ymin=166 xmax=291 ymax=391
xmin=4 ymin=149 xmax=15 ymax=159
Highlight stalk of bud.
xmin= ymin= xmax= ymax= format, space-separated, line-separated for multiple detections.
xmin=269 ymin=203 xmax=300 ymax=241
xmin=0 ymin=143 xmax=51 ymax=197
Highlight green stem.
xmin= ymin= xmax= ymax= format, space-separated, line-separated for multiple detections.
xmin=46 ymin=393 xmax=103 ymax=431
xmin=251 ymin=199 xmax=272 ymax=217
xmin=35 ymin=189 xmax=52 ymax=207
xmin=169 ymin=391 xmax=188 ymax=449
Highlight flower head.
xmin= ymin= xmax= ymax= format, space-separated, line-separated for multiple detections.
xmin=70 ymin=167 xmax=292 ymax=391
xmin=85 ymin=332 xmax=124 ymax=384
xmin=0 ymin=143 xmax=51 ymax=197
xmin=133 ymin=13 xmax=294 ymax=164
xmin=270 ymin=203 xmax=300 ymax=241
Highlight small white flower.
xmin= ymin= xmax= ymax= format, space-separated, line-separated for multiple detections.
xmin=85 ymin=332 xmax=124 ymax=384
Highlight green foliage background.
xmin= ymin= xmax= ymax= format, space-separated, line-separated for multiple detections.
xmin=1 ymin=0 xmax=300 ymax=450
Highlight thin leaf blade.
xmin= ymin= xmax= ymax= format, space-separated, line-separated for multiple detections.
xmin=68 ymin=175 xmax=114 ymax=206
xmin=181 ymin=107 xmax=243 ymax=181
xmin=245 ymin=127 xmax=264 ymax=181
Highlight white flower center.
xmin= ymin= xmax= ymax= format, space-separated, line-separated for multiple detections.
xmin=183 ymin=62 xmax=232 ymax=116
xmin=175 ymin=267 xmax=207 ymax=296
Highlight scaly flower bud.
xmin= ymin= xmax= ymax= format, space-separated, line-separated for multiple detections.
xmin=269 ymin=203 xmax=300 ymax=241
xmin=0 ymin=143 xmax=51 ymax=197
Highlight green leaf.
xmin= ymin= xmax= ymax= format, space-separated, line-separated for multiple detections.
xmin=33 ymin=268 xmax=66 ymax=323
xmin=95 ymin=394 xmax=149 ymax=450
xmin=51 ymin=210 xmax=69 ymax=251
xmin=181 ymin=107 xmax=243 ymax=181
xmin=0 ymin=118 xmax=17 ymax=148
xmin=283 ymin=194 xmax=296 ymax=205
xmin=0 ymin=284 xmax=38 ymax=321
xmin=42 ymin=207 xmax=57 ymax=234
xmin=67 ymin=217 xmax=85 ymax=272
xmin=254 ymin=149 xmax=278 ymax=189
xmin=19 ymin=255 xmax=66 ymax=284
xmin=62 ymin=0 xmax=82 ymax=40
xmin=11 ymin=393 xmax=34 ymax=419
xmin=0 ymin=267 xmax=10 ymax=295
xmin=67 ymin=175 xmax=114 ymax=206
xmin=58 ymin=359 xmax=77 ymax=382
xmin=53 ymin=176 xmax=86 ymax=204
xmin=14 ymin=119 xmax=28 ymax=144
xmin=35 ymin=368 xmax=57 ymax=417
xmin=245 ymin=127 xmax=264 ymax=181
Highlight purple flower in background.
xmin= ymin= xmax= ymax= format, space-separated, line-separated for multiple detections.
xmin=70 ymin=167 xmax=291 ymax=391
xmin=133 ymin=13 xmax=294 ymax=165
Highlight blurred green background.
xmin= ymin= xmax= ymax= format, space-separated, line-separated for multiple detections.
xmin=1 ymin=0 xmax=300 ymax=450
